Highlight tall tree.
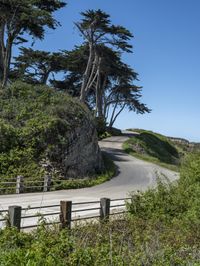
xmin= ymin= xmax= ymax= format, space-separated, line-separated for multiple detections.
xmin=0 ymin=0 xmax=66 ymax=88
xmin=92 ymin=46 xmax=151 ymax=125
xmin=51 ymin=44 xmax=150 ymax=126
xmin=75 ymin=9 xmax=133 ymax=102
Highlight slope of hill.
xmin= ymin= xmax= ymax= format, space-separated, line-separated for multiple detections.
xmin=0 ymin=82 xmax=102 ymax=184
xmin=123 ymin=129 xmax=197 ymax=171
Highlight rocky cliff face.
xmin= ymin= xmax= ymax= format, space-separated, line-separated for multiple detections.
xmin=63 ymin=121 xmax=102 ymax=177
xmin=47 ymin=115 xmax=103 ymax=178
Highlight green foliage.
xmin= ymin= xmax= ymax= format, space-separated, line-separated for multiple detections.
xmin=0 ymin=196 xmax=199 ymax=264
xmin=0 ymin=0 xmax=66 ymax=86
xmin=95 ymin=117 xmax=107 ymax=138
xmin=123 ymin=129 xmax=181 ymax=171
xmin=0 ymin=82 xmax=92 ymax=183
xmin=12 ymin=48 xmax=68 ymax=84
xmin=0 ymin=155 xmax=200 ymax=266
xmin=106 ymin=127 xmax=122 ymax=136
xmin=0 ymin=119 xmax=18 ymax=152
xmin=127 ymin=152 xmax=200 ymax=240
xmin=180 ymin=152 xmax=200 ymax=184
xmin=76 ymin=9 xmax=133 ymax=52
xmin=0 ymin=154 xmax=199 ymax=264
xmin=98 ymin=127 xmax=122 ymax=140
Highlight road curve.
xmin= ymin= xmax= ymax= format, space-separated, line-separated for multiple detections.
xmin=0 ymin=132 xmax=179 ymax=211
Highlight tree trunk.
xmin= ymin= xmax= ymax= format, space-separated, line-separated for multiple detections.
xmin=109 ymin=101 xmax=118 ymax=127
xmin=105 ymin=103 xmax=110 ymax=122
xmin=0 ymin=24 xmax=5 ymax=81
xmin=80 ymin=44 xmax=94 ymax=102
xmin=109 ymin=103 xmax=126 ymax=127
xmin=102 ymin=75 xmax=107 ymax=118
xmin=85 ymin=53 xmax=98 ymax=91
xmin=96 ymin=78 xmax=103 ymax=118
xmin=95 ymin=60 xmax=104 ymax=118
xmin=2 ymin=35 xmax=12 ymax=88
xmin=41 ymin=70 xmax=51 ymax=85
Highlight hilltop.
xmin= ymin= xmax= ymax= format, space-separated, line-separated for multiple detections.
xmin=123 ymin=129 xmax=199 ymax=171
xmin=0 ymin=82 xmax=103 ymax=184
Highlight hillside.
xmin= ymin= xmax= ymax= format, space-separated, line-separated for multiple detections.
xmin=123 ymin=129 xmax=198 ymax=171
xmin=0 ymin=82 xmax=102 ymax=185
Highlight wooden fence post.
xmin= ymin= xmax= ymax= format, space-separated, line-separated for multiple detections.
xmin=100 ymin=198 xmax=110 ymax=222
xmin=60 ymin=201 xmax=72 ymax=229
xmin=8 ymin=205 xmax=22 ymax=230
xmin=16 ymin=175 xmax=24 ymax=194
xmin=43 ymin=175 xmax=51 ymax=192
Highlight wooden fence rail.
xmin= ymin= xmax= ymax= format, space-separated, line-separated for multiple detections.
xmin=0 ymin=198 xmax=131 ymax=231
xmin=0 ymin=175 xmax=52 ymax=194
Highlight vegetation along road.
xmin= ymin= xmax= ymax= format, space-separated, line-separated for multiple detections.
xmin=0 ymin=132 xmax=179 ymax=212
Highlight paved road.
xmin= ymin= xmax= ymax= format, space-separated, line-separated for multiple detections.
xmin=0 ymin=132 xmax=179 ymax=228
xmin=0 ymin=132 xmax=179 ymax=208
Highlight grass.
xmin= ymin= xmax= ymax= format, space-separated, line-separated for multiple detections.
xmin=123 ymin=129 xmax=184 ymax=172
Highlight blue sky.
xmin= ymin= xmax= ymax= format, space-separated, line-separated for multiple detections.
xmin=16 ymin=0 xmax=200 ymax=141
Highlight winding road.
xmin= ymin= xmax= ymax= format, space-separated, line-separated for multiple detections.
xmin=0 ymin=132 xmax=179 ymax=210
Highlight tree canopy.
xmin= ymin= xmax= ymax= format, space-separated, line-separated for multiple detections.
xmin=0 ymin=0 xmax=66 ymax=87
xmin=75 ymin=9 xmax=133 ymax=102
xmin=12 ymin=48 xmax=67 ymax=84
xmin=2 ymin=7 xmax=150 ymax=128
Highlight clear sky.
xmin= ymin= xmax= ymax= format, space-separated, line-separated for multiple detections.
xmin=17 ymin=0 xmax=200 ymax=141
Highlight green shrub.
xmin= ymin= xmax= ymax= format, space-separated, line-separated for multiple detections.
xmin=98 ymin=126 xmax=122 ymax=140
xmin=0 ymin=119 xmax=18 ymax=152
xmin=127 ymin=152 xmax=200 ymax=233
xmin=0 ymin=82 xmax=94 ymax=184
xmin=106 ymin=126 xmax=122 ymax=136
xmin=95 ymin=117 xmax=107 ymax=138
xmin=180 ymin=152 xmax=200 ymax=184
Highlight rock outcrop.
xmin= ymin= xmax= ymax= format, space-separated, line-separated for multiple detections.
xmin=46 ymin=114 xmax=103 ymax=178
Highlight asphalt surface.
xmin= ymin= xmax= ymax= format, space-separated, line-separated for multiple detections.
xmin=0 ymin=132 xmax=179 ymax=228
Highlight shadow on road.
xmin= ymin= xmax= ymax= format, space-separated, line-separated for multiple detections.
xmin=102 ymin=148 xmax=130 ymax=162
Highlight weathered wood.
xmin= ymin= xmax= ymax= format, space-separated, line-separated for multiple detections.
xmin=16 ymin=175 xmax=24 ymax=194
xmin=43 ymin=175 xmax=51 ymax=192
xmin=8 ymin=205 xmax=22 ymax=230
xmin=60 ymin=201 xmax=72 ymax=229
xmin=100 ymin=198 xmax=110 ymax=221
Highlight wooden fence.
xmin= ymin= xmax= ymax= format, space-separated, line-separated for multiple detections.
xmin=0 ymin=197 xmax=131 ymax=231
xmin=0 ymin=175 xmax=93 ymax=194
xmin=0 ymin=175 xmax=53 ymax=194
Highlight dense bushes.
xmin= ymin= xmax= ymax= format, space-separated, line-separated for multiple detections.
xmin=128 ymin=152 xmax=200 ymax=222
xmin=126 ymin=152 xmax=200 ymax=264
xmin=0 ymin=82 xmax=92 ymax=181
xmin=0 ymin=153 xmax=199 ymax=265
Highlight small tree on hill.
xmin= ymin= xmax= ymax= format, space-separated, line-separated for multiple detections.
xmin=12 ymin=48 xmax=67 ymax=84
